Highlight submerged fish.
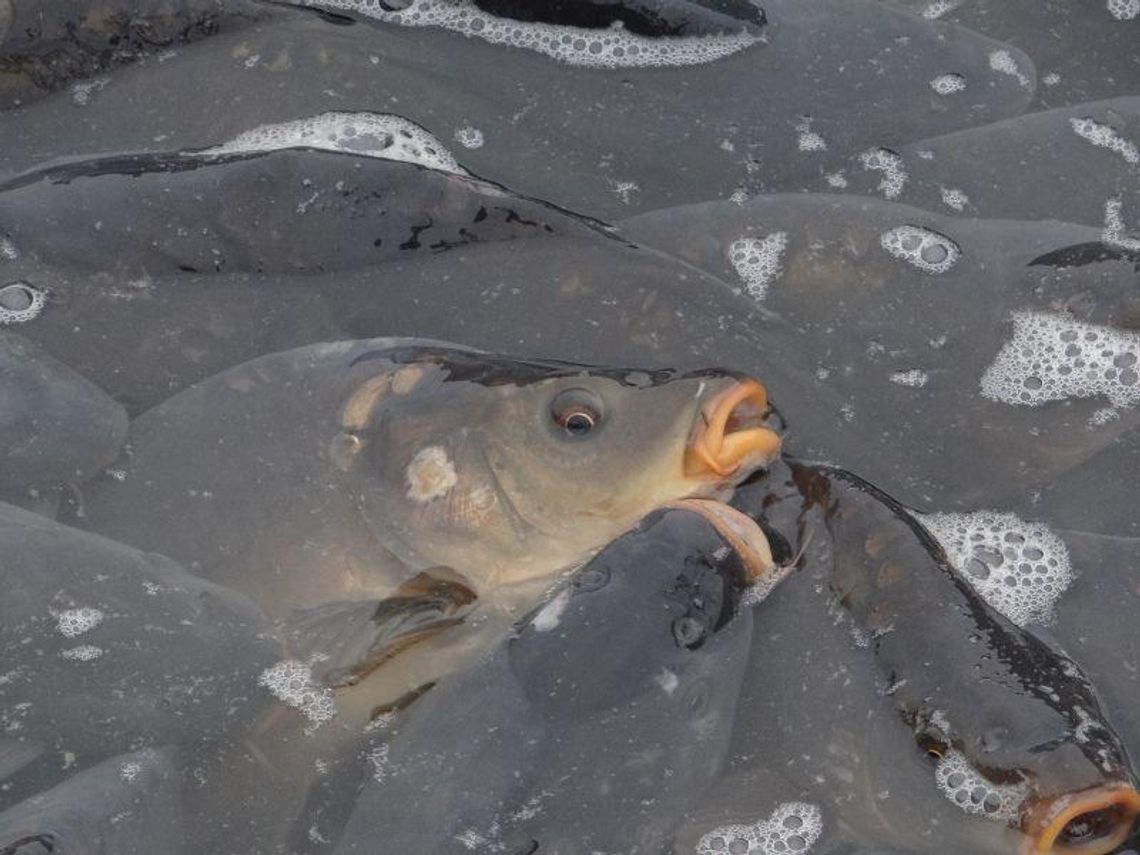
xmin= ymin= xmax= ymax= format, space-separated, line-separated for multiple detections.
xmin=730 ymin=459 xmax=1140 ymax=855
xmin=83 ymin=339 xmax=781 ymax=703
xmin=325 ymin=500 xmax=770 ymax=854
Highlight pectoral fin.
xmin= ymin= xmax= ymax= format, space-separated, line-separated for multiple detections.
xmin=283 ymin=568 xmax=478 ymax=689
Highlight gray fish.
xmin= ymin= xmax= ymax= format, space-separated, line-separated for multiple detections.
xmin=327 ymin=501 xmax=768 ymax=855
xmin=0 ymin=500 xmax=276 ymax=775
xmin=0 ymin=747 xmax=182 ymax=855
xmin=0 ymin=331 xmax=126 ymax=498
xmin=0 ymin=0 xmax=1034 ymax=218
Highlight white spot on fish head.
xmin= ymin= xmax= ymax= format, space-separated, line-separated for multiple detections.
xmin=656 ymin=668 xmax=680 ymax=695
xmin=405 ymin=445 xmax=459 ymax=503
xmin=531 ymin=588 xmax=571 ymax=632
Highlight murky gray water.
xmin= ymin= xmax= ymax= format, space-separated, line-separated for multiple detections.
xmin=1 ymin=1 xmax=1139 ymax=853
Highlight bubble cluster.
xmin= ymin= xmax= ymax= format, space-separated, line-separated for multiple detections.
xmin=795 ymin=117 xmax=827 ymax=152
xmin=880 ymin=225 xmax=960 ymax=274
xmin=921 ymin=511 xmax=1073 ymax=627
xmin=824 ymin=171 xmax=847 ymax=189
xmin=890 ymin=369 xmax=929 ymax=388
xmin=301 ymin=0 xmax=759 ymax=69
xmin=205 ymin=112 xmax=465 ymax=174
xmin=728 ymin=232 xmax=789 ymax=301
xmin=258 ymin=660 xmax=338 ymax=727
xmin=55 ymin=607 xmax=105 ymax=638
xmin=859 ymin=148 xmax=907 ymax=199
xmin=980 ymin=311 xmax=1140 ymax=408
xmin=930 ymin=73 xmax=967 ymax=95
xmin=0 ymin=282 xmax=46 ymax=325
xmin=71 ymin=77 xmax=109 ymax=106
xmin=61 ymin=645 xmax=103 ymax=661
xmin=921 ymin=0 xmax=961 ymax=18
xmin=453 ymin=125 xmax=484 ymax=149
xmin=1069 ymin=117 xmax=1139 ymax=164
xmin=988 ymin=50 xmax=1031 ymax=88
xmin=1107 ymin=0 xmax=1140 ymax=20
xmin=1102 ymin=197 xmax=1140 ymax=251
xmin=0 ymin=238 xmax=17 ymax=261
xmin=935 ymin=750 xmax=1028 ymax=823
xmin=697 ymin=802 xmax=823 ymax=854
xmin=940 ymin=187 xmax=969 ymax=212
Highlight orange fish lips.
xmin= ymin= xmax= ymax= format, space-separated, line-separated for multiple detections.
xmin=1022 ymin=783 xmax=1140 ymax=855
xmin=685 ymin=378 xmax=782 ymax=481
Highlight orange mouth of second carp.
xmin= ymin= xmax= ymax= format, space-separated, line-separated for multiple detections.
xmin=685 ymin=379 xmax=781 ymax=480
xmin=1023 ymin=784 xmax=1140 ymax=855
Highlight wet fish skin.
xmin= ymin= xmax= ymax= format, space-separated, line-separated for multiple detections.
xmin=327 ymin=504 xmax=758 ymax=854
xmin=0 ymin=331 xmax=126 ymax=497
xmin=731 ymin=458 xmax=1138 ymax=852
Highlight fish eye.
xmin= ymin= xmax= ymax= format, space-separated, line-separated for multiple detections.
xmin=549 ymin=388 xmax=604 ymax=439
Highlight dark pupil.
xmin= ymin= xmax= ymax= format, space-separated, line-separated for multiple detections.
xmin=565 ymin=412 xmax=594 ymax=435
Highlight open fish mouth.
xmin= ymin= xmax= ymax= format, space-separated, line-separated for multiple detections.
xmin=1023 ymin=784 xmax=1140 ymax=855
xmin=684 ymin=379 xmax=781 ymax=480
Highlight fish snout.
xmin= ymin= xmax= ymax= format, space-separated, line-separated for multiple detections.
xmin=1022 ymin=784 xmax=1140 ymax=855
xmin=685 ymin=379 xmax=781 ymax=481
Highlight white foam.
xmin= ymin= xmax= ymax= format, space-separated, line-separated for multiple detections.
xmin=1103 ymin=197 xmax=1140 ymax=251
xmin=55 ymin=607 xmax=104 ymax=638
xmin=988 ymin=50 xmax=1031 ymax=89
xmin=890 ymin=369 xmax=929 ymax=388
xmin=302 ymin=0 xmax=759 ymax=69
xmin=940 ymin=187 xmax=969 ymax=212
xmin=921 ymin=511 xmax=1073 ymax=627
xmin=1042 ymin=72 xmax=1062 ymax=86
xmin=980 ymin=311 xmax=1140 ymax=408
xmin=71 ymin=77 xmax=109 ymax=106
xmin=824 ymin=171 xmax=848 ymax=189
xmin=60 ymin=645 xmax=103 ymax=661
xmin=258 ymin=660 xmax=338 ymax=727
xmin=0 ymin=239 xmax=17 ymax=261
xmin=453 ymin=125 xmax=484 ymax=149
xmin=935 ymin=750 xmax=1028 ymax=823
xmin=930 ymin=73 xmax=966 ymax=95
xmin=204 ymin=112 xmax=464 ymax=174
xmin=0 ymin=282 xmax=46 ymax=325
xmin=880 ymin=225 xmax=960 ymax=274
xmin=1070 ymin=117 xmax=1139 ymax=165
xmin=859 ymin=148 xmax=907 ymax=199
xmin=1107 ymin=0 xmax=1140 ymax=20
xmin=531 ymin=588 xmax=570 ymax=632
xmin=697 ymin=802 xmax=823 ymax=854
xmin=795 ymin=117 xmax=827 ymax=152
xmin=921 ymin=0 xmax=961 ymax=19
xmin=728 ymin=233 xmax=788 ymax=301
xmin=367 ymin=744 xmax=392 ymax=782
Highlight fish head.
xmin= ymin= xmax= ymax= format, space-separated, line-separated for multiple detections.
xmin=332 ymin=346 xmax=781 ymax=589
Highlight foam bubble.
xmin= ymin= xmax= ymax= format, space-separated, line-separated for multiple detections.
xmin=258 ymin=660 xmax=338 ymax=727
xmin=988 ymin=50 xmax=1031 ymax=89
xmin=61 ymin=645 xmax=103 ymax=661
xmin=0 ymin=282 xmax=46 ymax=325
xmin=204 ymin=112 xmax=464 ymax=174
xmin=453 ymin=125 xmax=484 ymax=149
xmin=921 ymin=510 xmax=1073 ymax=627
xmin=697 ymin=802 xmax=823 ymax=854
xmin=728 ymin=232 xmax=788 ymax=301
xmin=921 ymin=0 xmax=962 ymax=18
xmin=880 ymin=225 xmax=960 ymax=274
xmin=71 ymin=77 xmax=109 ymax=106
xmin=0 ymin=238 xmax=17 ymax=261
xmin=1070 ymin=117 xmax=1139 ymax=164
xmin=930 ymin=73 xmax=966 ymax=95
xmin=1042 ymin=72 xmax=1062 ymax=86
xmin=980 ymin=311 xmax=1140 ymax=408
xmin=1107 ymin=0 xmax=1140 ymax=20
xmin=890 ymin=369 xmax=929 ymax=388
xmin=55 ymin=607 xmax=105 ymax=638
xmin=859 ymin=148 xmax=907 ymax=199
xmin=940 ymin=187 xmax=969 ymax=212
xmin=301 ymin=0 xmax=759 ymax=69
xmin=795 ymin=117 xmax=827 ymax=152
xmin=1102 ymin=197 xmax=1140 ymax=251
xmin=935 ymin=750 xmax=1028 ymax=823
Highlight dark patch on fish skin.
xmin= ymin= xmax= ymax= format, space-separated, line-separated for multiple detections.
xmin=0 ymin=833 xmax=55 ymax=854
xmin=398 ymin=216 xmax=434 ymax=251
xmin=350 ymin=343 xmax=741 ymax=389
xmin=1028 ymin=242 xmax=1140 ymax=272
